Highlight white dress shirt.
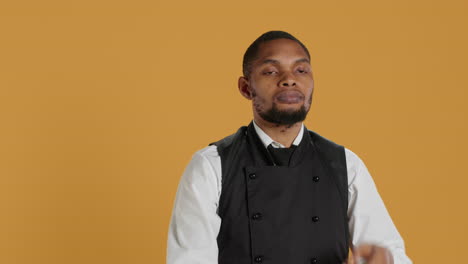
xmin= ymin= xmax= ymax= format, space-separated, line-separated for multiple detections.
xmin=167 ymin=121 xmax=412 ymax=264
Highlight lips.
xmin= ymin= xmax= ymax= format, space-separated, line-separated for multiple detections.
xmin=275 ymin=90 xmax=304 ymax=104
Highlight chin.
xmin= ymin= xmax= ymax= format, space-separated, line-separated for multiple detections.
xmin=258 ymin=103 xmax=309 ymax=126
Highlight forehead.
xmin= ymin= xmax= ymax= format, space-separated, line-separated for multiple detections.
xmin=255 ymin=38 xmax=309 ymax=62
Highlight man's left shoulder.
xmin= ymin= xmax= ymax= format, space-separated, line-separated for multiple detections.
xmin=306 ymin=129 xmax=345 ymax=151
xmin=306 ymin=129 xmax=363 ymax=166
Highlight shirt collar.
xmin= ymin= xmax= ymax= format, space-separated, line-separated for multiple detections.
xmin=252 ymin=120 xmax=304 ymax=149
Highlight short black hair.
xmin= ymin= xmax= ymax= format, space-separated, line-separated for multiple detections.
xmin=242 ymin=30 xmax=310 ymax=77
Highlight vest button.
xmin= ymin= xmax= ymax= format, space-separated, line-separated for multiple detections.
xmin=249 ymin=173 xmax=257 ymax=179
xmin=254 ymin=255 xmax=263 ymax=263
xmin=312 ymin=216 xmax=319 ymax=222
xmin=252 ymin=213 xmax=262 ymax=220
xmin=311 ymin=257 xmax=318 ymax=263
xmin=313 ymin=176 xmax=320 ymax=182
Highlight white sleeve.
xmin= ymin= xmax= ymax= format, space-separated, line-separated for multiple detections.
xmin=346 ymin=148 xmax=412 ymax=264
xmin=166 ymin=147 xmax=222 ymax=264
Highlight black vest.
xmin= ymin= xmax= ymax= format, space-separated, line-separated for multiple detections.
xmin=210 ymin=122 xmax=349 ymax=264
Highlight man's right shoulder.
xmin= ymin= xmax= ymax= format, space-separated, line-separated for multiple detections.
xmin=208 ymin=126 xmax=248 ymax=153
xmin=191 ymin=125 xmax=248 ymax=166
xmin=190 ymin=127 xmax=243 ymax=162
xmin=194 ymin=145 xmax=219 ymax=160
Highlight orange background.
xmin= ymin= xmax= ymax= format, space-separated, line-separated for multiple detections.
xmin=1 ymin=0 xmax=467 ymax=263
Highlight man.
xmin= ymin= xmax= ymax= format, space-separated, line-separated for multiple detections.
xmin=167 ymin=31 xmax=412 ymax=264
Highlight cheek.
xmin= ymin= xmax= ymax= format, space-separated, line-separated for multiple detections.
xmin=252 ymin=92 xmax=266 ymax=105
xmin=251 ymin=89 xmax=273 ymax=112
xmin=306 ymin=80 xmax=314 ymax=96
xmin=304 ymin=83 xmax=314 ymax=106
xmin=252 ymin=95 xmax=268 ymax=113
xmin=251 ymin=81 xmax=273 ymax=99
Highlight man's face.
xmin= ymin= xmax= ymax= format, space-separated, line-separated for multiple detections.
xmin=239 ymin=38 xmax=314 ymax=125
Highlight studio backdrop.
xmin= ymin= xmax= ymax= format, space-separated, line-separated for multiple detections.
xmin=1 ymin=0 xmax=467 ymax=263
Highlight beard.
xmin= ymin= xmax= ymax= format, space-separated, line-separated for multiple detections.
xmin=255 ymin=91 xmax=312 ymax=126
xmin=258 ymin=103 xmax=309 ymax=125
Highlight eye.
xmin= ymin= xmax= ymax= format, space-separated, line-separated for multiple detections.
xmin=263 ymin=70 xmax=278 ymax=75
xmin=296 ymin=67 xmax=309 ymax=74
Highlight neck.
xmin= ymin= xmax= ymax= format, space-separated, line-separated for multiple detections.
xmin=254 ymin=117 xmax=302 ymax=148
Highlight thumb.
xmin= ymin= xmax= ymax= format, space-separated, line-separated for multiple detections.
xmin=354 ymin=243 xmax=374 ymax=259
xmin=353 ymin=244 xmax=375 ymax=264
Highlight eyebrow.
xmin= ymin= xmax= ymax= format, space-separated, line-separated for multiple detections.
xmin=260 ymin=58 xmax=310 ymax=65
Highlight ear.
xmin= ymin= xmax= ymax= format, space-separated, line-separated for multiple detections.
xmin=238 ymin=76 xmax=253 ymax=100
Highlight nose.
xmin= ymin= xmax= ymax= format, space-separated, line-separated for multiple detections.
xmin=279 ymin=72 xmax=296 ymax=87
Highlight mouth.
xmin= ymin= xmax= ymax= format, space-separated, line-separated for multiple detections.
xmin=274 ymin=90 xmax=305 ymax=104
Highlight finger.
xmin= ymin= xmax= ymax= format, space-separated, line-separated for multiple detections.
xmin=354 ymin=244 xmax=375 ymax=259
xmin=353 ymin=244 xmax=374 ymax=264
xmin=354 ymin=244 xmax=393 ymax=264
